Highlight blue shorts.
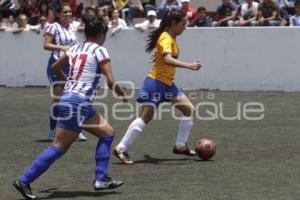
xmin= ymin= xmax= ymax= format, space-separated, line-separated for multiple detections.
xmin=137 ymin=77 xmax=183 ymax=107
xmin=57 ymin=92 xmax=97 ymax=133
xmin=47 ymin=56 xmax=69 ymax=84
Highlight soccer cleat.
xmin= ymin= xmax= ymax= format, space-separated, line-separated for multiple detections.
xmin=113 ymin=147 xmax=134 ymax=164
xmin=12 ymin=180 xmax=36 ymax=200
xmin=48 ymin=129 xmax=55 ymax=141
xmin=173 ymin=145 xmax=196 ymax=156
xmin=77 ymin=132 xmax=87 ymax=141
xmin=94 ymin=177 xmax=124 ymax=190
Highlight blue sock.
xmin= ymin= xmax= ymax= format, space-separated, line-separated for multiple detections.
xmin=19 ymin=145 xmax=64 ymax=184
xmin=49 ymin=105 xmax=59 ymax=130
xmin=95 ymin=134 xmax=115 ymax=181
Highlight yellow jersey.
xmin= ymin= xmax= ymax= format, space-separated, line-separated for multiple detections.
xmin=115 ymin=0 xmax=126 ymax=9
xmin=147 ymin=32 xmax=179 ymax=86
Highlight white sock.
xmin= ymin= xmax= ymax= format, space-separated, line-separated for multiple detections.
xmin=175 ymin=116 xmax=194 ymax=148
xmin=117 ymin=118 xmax=146 ymax=152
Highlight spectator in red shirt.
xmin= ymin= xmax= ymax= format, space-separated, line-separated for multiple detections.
xmin=180 ymin=0 xmax=196 ymax=25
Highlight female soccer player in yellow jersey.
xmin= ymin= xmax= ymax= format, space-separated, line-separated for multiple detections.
xmin=113 ymin=9 xmax=202 ymax=164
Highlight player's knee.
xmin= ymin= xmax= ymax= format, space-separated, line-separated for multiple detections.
xmin=101 ymin=126 xmax=115 ymax=137
xmin=52 ymin=142 xmax=71 ymax=153
xmin=106 ymin=129 xmax=115 ymax=136
xmin=183 ymin=104 xmax=195 ymax=117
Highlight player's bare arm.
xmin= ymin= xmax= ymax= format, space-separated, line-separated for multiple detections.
xmin=44 ymin=34 xmax=70 ymax=52
xmin=100 ymin=61 xmax=128 ymax=102
xmin=163 ymin=53 xmax=202 ymax=70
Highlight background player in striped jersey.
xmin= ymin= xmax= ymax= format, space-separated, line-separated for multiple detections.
xmin=0 ymin=0 xmax=16 ymax=18
xmin=13 ymin=15 xmax=127 ymax=200
xmin=113 ymin=9 xmax=202 ymax=164
xmin=44 ymin=2 xmax=87 ymax=141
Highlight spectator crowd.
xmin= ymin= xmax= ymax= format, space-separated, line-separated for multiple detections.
xmin=0 ymin=0 xmax=300 ymax=34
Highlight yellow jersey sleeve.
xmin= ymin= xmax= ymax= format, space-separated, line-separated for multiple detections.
xmin=147 ymin=32 xmax=179 ymax=86
xmin=158 ymin=34 xmax=173 ymax=55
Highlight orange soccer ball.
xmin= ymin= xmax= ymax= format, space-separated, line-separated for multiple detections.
xmin=195 ymin=139 xmax=216 ymax=161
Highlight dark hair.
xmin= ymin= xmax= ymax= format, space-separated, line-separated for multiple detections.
xmin=295 ymin=0 xmax=300 ymax=6
xmin=85 ymin=6 xmax=96 ymax=14
xmin=145 ymin=9 xmax=186 ymax=53
xmin=197 ymin=7 xmax=206 ymax=13
xmin=56 ymin=2 xmax=70 ymax=13
xmin=81 ymin=15 xmax=108 ymax=38
xmin=54 ymin=2 xmax=71 ymax=22
xmin=40 ymin=3 xmax=49 ymax=15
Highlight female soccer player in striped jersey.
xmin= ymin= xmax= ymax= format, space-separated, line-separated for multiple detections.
xmin=44 ymin=2 xmax=87 ymax=141
xmin=113 ymin=9 xmax=202 ymax=164
xmin=13 ymin=15 xmax=127 ymax=200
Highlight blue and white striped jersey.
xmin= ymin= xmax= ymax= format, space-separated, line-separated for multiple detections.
xmin=1 ymin=0 xmax=15 ymax=9
xmin=45 ymin=22 xmax=78 ymax=59
xmin=64 ymin=41 xmax=110 ymax=102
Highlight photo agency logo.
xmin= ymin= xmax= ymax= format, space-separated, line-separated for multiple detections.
xmin=50 ymin=80 xmax=265 ymax=127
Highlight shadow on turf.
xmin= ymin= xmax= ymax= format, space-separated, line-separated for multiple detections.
xmin=13 ymin=188 xmax=121 ymax=199
xmin=194 ymin=159 xmax=215 ymax=162
xmin=114 ymin=154 xmax=194 ymax=165
xmin=34 ymin=139 xmax=52 ymax=143
xmin=34 ymin=139 xmax=87 ymax=143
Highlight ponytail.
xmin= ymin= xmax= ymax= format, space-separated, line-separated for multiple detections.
xmin=145 ymin=9 xmax=185 ymax=53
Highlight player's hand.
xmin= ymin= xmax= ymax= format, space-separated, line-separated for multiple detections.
xmin=259 ymin=17 xmax=265 ymax=23
xmin=120 ymin=91 xmax=128 ymax=103
xmin=189 ymin=60 xmax=202 ymax=71
xmin=216 ymin=20 xmax=223 ymax=26
xmin=61 ymin=45 xmax=70 ymax=52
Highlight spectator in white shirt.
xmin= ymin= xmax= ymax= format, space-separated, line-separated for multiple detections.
xmin=109 ymin=8 xmax=128 ymax=35
xmin=35 ymin=15 xmax=50 ymax=34
xmin=12 ymin=13 xmax=39 ymax=34
xmin=238 ymin=0 xmax=259 ymax=26
xmin=1 ymin=13 xmax=17 ymax=31
xmin=134 ymin=10 xmax=160 ymax=32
